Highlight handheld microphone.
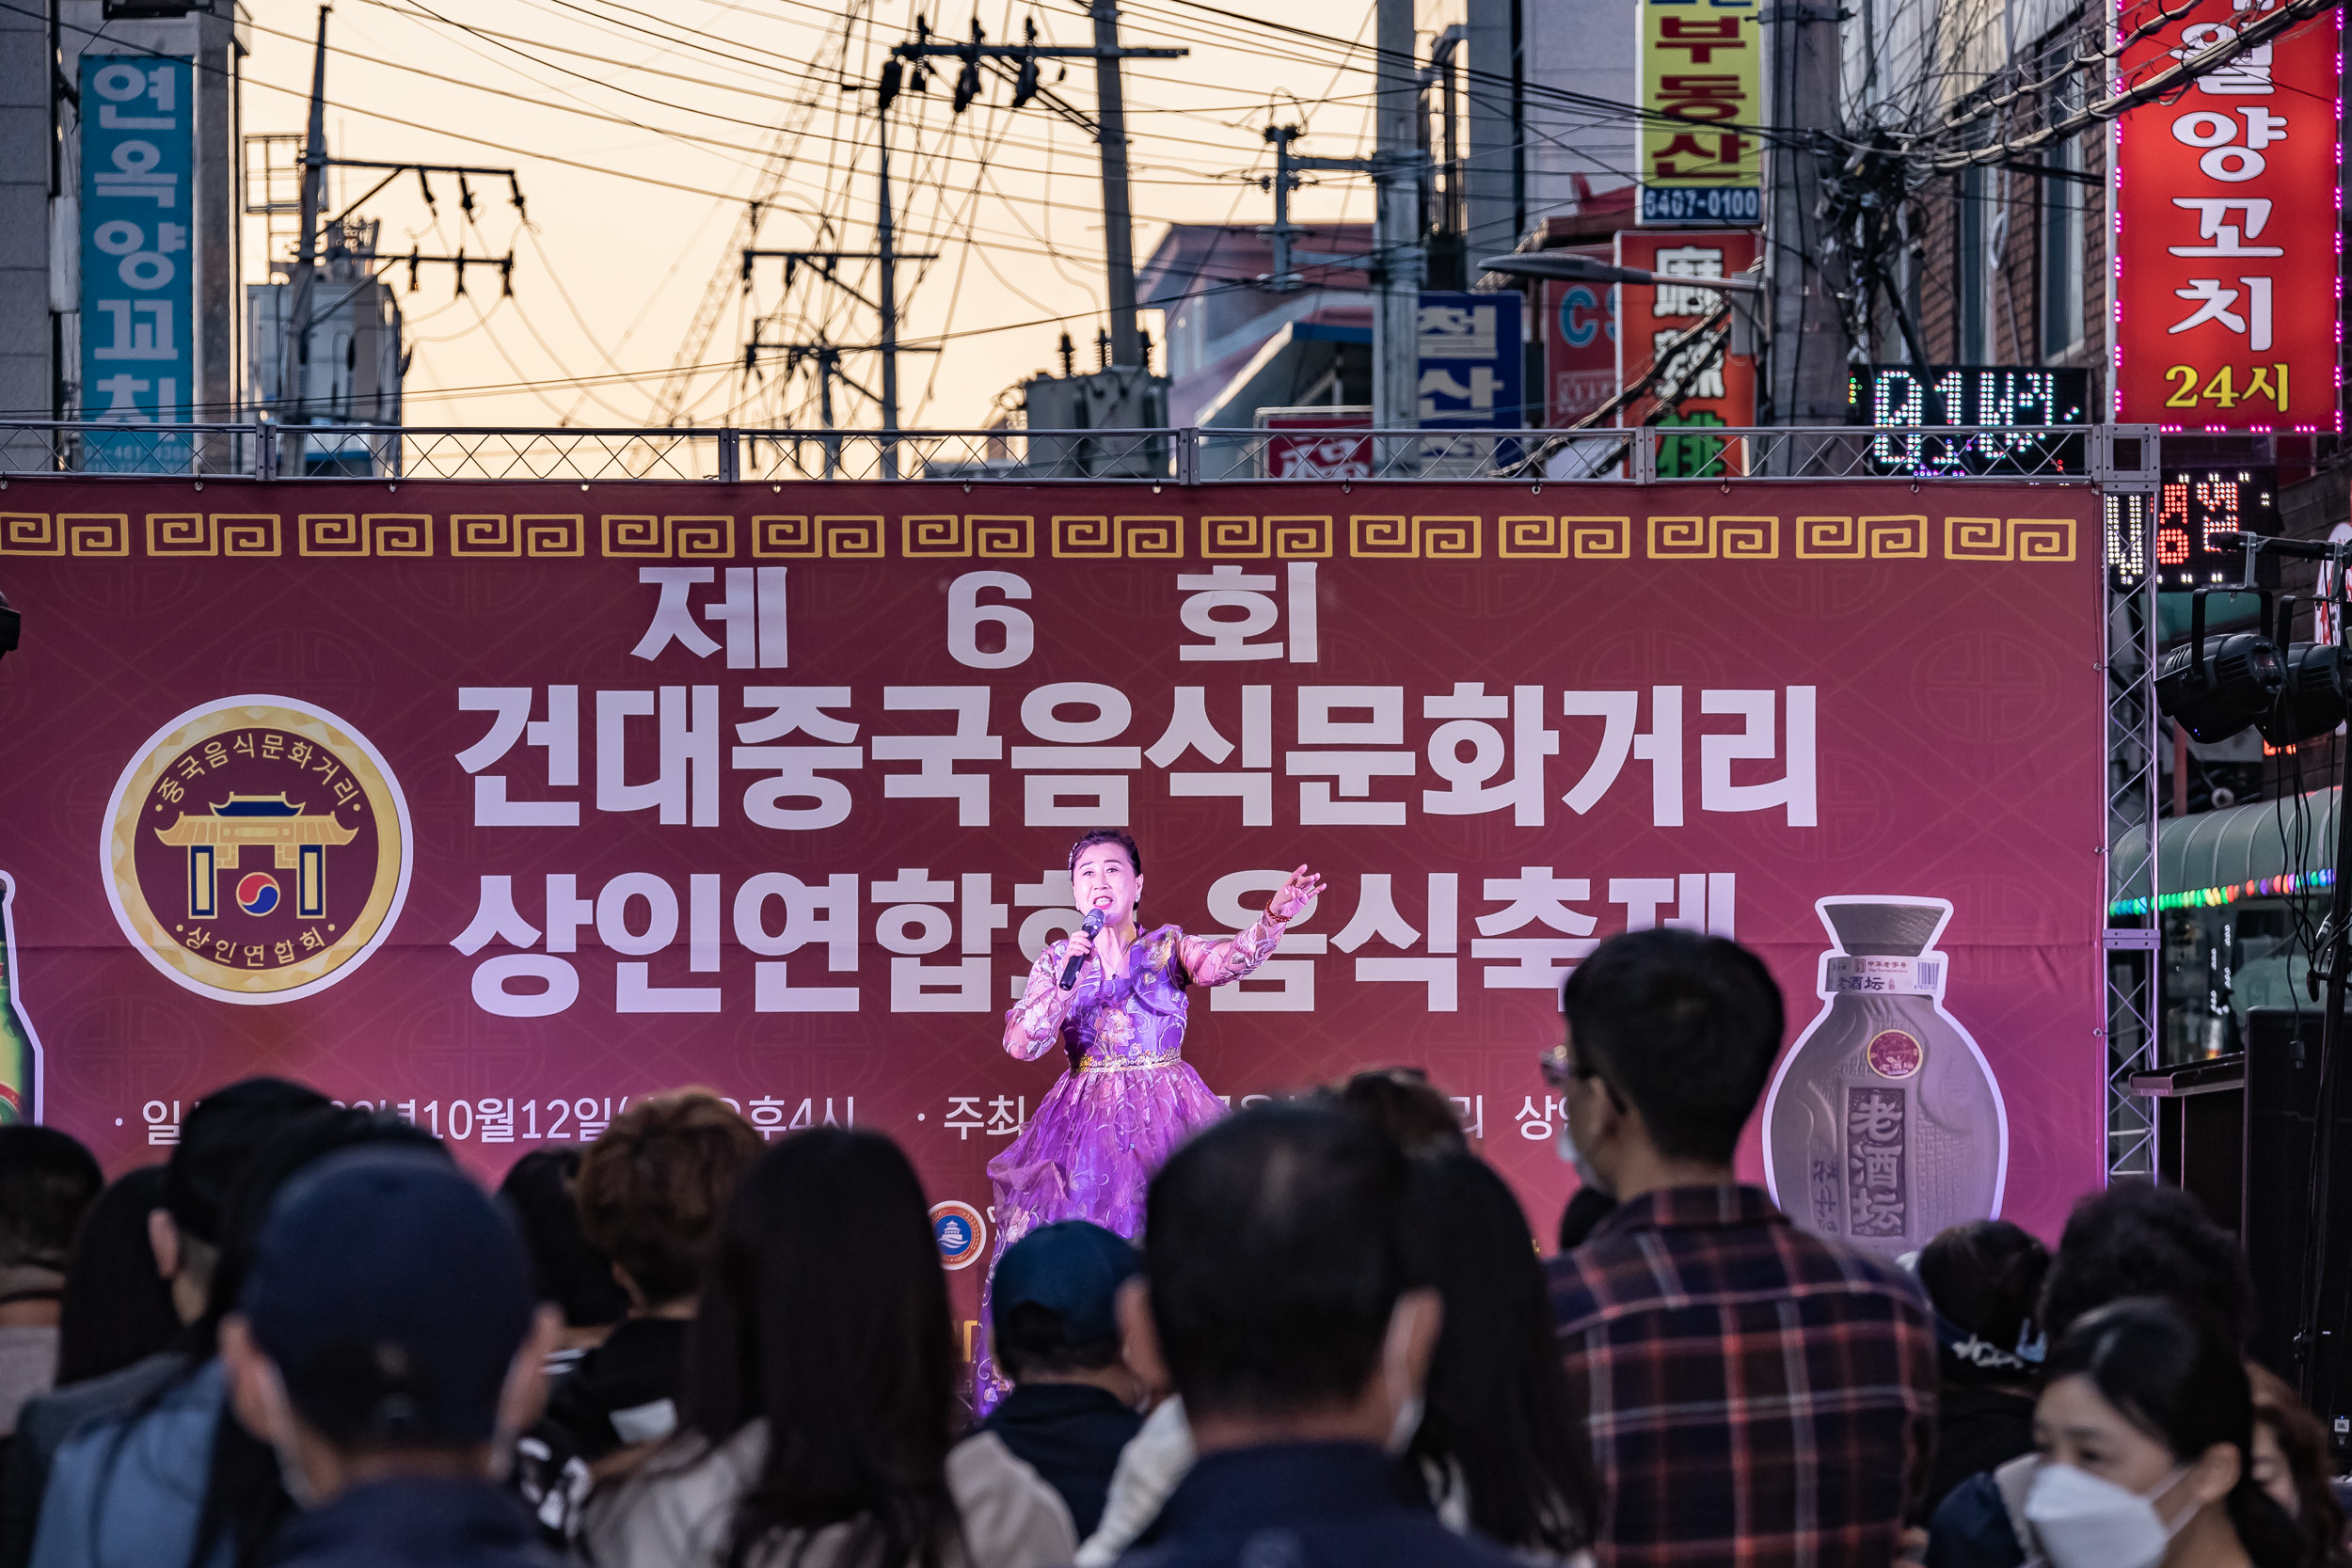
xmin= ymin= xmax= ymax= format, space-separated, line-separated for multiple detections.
xmin=1059 ymin=909 xmax=1106 ymax=990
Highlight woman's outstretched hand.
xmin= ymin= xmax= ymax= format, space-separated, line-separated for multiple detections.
xmin=1266 ymin=865 xmax=1325 ymax=922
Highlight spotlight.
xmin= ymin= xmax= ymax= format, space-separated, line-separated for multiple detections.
xmin=0 ymin=588 xmax=15 ymax=663
xmin=2157 ymin=631 xmax=2285 ymax=743
xmin=2259 ymin=642 xmax=2351 ymax=746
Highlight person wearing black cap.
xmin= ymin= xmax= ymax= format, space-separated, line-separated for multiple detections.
xmin=3 ymin=1077 xmax=328 ymax=1568
xmin=217 ymin=1151 xmax=563 ymax=1568
xmin=978 ymin=1221 xmax=1146 ymax=1539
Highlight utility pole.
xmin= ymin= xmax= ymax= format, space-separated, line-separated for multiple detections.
xmin=891 ymin=16 xmax=1184 ymax=371
xmin=1422 ymin=25 xmax=1467 ymax=292
xmin=1764 ymin=3 xmax=1849 ymax=429
xmin=1461 ymin=0 xmax=1518 ymax=260
xmin=1373 ymin=0 xmax=1424 ymax=434
xmin=1090 ymin=0 xmax=1142 ymax=367
xmin=876 ymin=102 xmax=901 ymax=478
xmin=739 ymin=243 xmax=937 ymax=476
xmin=278 ymin=5 xmax=331 ymax=476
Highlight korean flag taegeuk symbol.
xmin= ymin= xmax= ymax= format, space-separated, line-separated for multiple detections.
xmin=235 ymin=873 xmax=280 ymax=916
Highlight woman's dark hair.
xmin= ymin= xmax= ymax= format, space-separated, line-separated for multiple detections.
xmin=56 ymin=1165 xmax=180 ymax=1386
xmin=1916 ymin=1220 xmax=2049 ymax=1386
xmin=184 ymin=1108 xmax=449 ymax=1568
xmin=1404 ymin=1152 xmax=1597 ymax=1557
xmin=0 ymin=1125 xmax=103 ymax=1271
xmin=2249 ymin=1362 xmax=2352 ymax=1568
xmin=2042 ymin=1297 xmax=2306 ymax=1568
xmin=496 ymin=1147 xmax=628 ymax=1329
xmin=2042 ymin=1180 xmax=2255 ymax=1346
xmin=1329 ymin=1067 xmax=1467 ymax=1156
xmin=1066 ymin=828 xmax=1141 ymax=876
xmin=676 ymin=1127 xmax=961 ymax=1568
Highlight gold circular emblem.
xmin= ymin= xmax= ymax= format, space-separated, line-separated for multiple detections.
xmin=101 ymin=697 xmax=410 ymax=1005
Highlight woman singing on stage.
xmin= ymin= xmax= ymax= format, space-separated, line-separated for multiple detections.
xmin=977 ymin=829 xmax=1322 ymax=1408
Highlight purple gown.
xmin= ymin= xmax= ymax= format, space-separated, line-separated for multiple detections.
xmin=976 ymin=911 xmax=1290 ymax=1411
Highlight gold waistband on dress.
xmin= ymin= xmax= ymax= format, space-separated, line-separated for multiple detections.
xmin=1075 ymin=1052 xmax=1183 ymax=1074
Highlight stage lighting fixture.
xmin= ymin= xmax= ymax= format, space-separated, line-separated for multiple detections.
xmin=2156 ymin=630 xmax=2285 ymax=743
xmin=2258 ymin=641 xmax=2350 ymax=747
xmin=0 ymin=589 xmax=16 ymax=663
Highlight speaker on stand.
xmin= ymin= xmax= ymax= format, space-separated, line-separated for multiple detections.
xmin=2245 ymin=1006 xmax=2352 ymax=1456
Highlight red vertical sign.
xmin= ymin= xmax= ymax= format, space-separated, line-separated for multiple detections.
xmin=2114 ymin=3 xmax=2342 ymax=429
xmin=1540 ymin=262 xmax=1619 ymax=425
xmin=1615 ymin=230 xmax=1758 ymax=475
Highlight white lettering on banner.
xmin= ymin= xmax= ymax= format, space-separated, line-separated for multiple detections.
xmin=597 ymin=872 xmax=721 ymax=1013
xmin=1422 ymin=684 xmax=1558 ymax=826
xmin=1333 ymin=872 xmax=1461 ymax=1011
xmin=1288 ymin=687 xmax=1414 ymax=825
xmin=451 ymin=876 xmax=543 ymax=955
xmin=174 ymin=1093 xmax=856 ymax=1145
xmin=1608 ymin=873 xmax=1738 ymax=937
xmin=1560 ymin=686 xmax=1815 ymax=827
xmin=1517 ymin=1093 xmax=1566 ymax=1142
xmin=1150 ymin=686 xmax=1275 ymax=825
xmin=734 ymin=687 xmax=862 ymax=830
xmin=630 ymin=569 xmax=722 ymax=661
xmin=2174 ymin=20 xmax=2273 ymax=92
xmin=1699 ymin=689 xmax=1817 ymax=826
xmin=445 ymin=861 xmax=1765 ymax=1022
xmin=874 ymin=687 xmax=999 ymax=825
xmin=1205 ymin=869 xmax=1325 ymax=1012
xmin=628 ymin=567 xmax=789 ymax=667
xmin=1174 ymin=563 xmax=1319 ymax=661
xmin=1016 ymin=682 xmax=1141 ymax=825
xmin=744 ymin=1097 xmax=856 ymax=1139
xmin=596 ymin=687 xmax=720 ymax=827
xmin=737 ymin=872 xmax=859 ymax=1011
xmin=945 ymin=1095 xmax=987 ymax=1139
xmin=1473 ymin=868 xmax=1598 ymax=995
xmin=1561 ymin=688 xmax=1681 ymax=825
xmin=873 ymin=869 xmax=1002 ymax=1012
xmin=457 ymin=686 xmax=580 ymax=826
xmin=947 ymin=572 xmax=1035 ymax=669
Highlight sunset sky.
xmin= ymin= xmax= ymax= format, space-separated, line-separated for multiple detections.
xmin=234 ymin=0 xmax=1409 ymax=432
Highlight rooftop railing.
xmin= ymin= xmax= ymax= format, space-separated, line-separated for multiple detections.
xmin=0 ymin=420 xmax=2128 ymax=484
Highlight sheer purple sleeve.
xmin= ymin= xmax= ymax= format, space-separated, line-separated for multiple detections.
xmin=1177 ymin=911 xmax=1291 ymax=988
xmin=1002 ymin=944 xmax=1075 ymax=1061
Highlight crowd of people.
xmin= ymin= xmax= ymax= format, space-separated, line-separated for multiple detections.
xmin=0 ymin=926 xmax=2335 ymax=1567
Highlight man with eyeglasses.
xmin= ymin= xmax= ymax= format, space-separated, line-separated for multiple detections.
xmin=1542 ymin=927 xmax=1939 ymax=1568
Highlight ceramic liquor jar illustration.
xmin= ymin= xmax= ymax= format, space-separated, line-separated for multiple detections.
xmin=1761 ymin=896 xmax=2006 ymax=1258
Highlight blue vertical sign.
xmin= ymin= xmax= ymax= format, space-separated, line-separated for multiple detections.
xmin=80 ymin=55 xmax=195 ymax=472
xmin=1416 ymin=291 xmax=1525 ymax=428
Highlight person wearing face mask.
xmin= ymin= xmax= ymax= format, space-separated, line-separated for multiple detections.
xmin=216 ymin=1152 xmax=565 ymax=1568
xmin=979 ymin=829 xmax=1321 ymax=1412
xmin=1109 ymin=1105 xmax=1518 ymax=1568
xmin=2020 ymin=1296 xmax=2304 ymax=1568
xmin=1543 ymin=929 xmax=1939 ymax=1568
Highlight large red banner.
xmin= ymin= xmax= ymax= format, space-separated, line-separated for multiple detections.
xmin=2114 ymin=0 xmax=2342 ymax=429
xmin=0 ymin=480 xmax=2105 ymax=1330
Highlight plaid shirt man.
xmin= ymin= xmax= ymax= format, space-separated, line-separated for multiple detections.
xmin=1549 ymin=1183 xmax=1938 ymax=1568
